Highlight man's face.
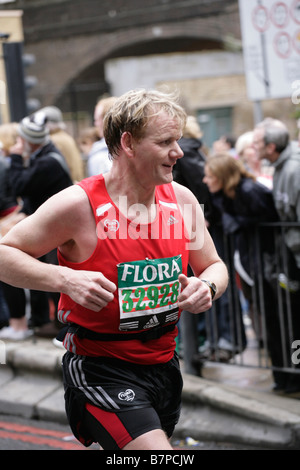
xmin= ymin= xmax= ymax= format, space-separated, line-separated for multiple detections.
xmin=129 ymin=111 xmax=184 ymax=187
xmin=16 ymin=137 xmax=32 ymax=159
xmin=94 ymin=104 xmax=104 ymax=138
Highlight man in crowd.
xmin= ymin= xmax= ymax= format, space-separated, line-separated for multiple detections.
xmin=86 ymin=96 xmax=117 ymax=176
xmin=253 ymin=117 xmax=300 ymax=394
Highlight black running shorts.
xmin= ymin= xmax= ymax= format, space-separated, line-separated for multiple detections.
xmin=62 ymin=352 xmax=183 ymax=449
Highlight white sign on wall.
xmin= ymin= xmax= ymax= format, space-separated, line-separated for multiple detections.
xmin=239 ymin=0 xmax=300 ymax=100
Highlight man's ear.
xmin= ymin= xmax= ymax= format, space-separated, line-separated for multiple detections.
xmin=265 ymin=142 xmax=276 ymax=156
xmin=120 ymin=131 xmax=135 ymax=158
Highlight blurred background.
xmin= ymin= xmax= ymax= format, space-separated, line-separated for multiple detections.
xmin=0 ymin=0 xmax=299 ymax=152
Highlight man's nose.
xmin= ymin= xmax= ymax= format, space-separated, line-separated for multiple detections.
xmin=171 ymin=141 xmax=184 ymax=159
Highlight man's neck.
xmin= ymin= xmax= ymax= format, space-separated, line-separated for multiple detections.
xmin=104 ymin=170 xmax=157 ymax=223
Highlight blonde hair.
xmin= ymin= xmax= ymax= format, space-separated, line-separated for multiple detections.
xmin=235 ymin=131 xmax=254 ymax=158
xmin=104 ymin=88 xmax=187 ymax=157
xmin=95 ymin=96 xmax=118 ymax=117
xmin=182 ymin=115 xmax=203 ymax=139
xmin=0 ymin=122 xmax=18 ymax=155
xmin=205 ymin=153 xmax=255 ymax=198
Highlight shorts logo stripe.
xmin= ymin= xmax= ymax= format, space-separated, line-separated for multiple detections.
xmin=68 ymin=356 xmax=120 ymax=410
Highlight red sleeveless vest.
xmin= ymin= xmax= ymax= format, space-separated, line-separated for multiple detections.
xmin=57 ymin=175 xmax=189 ymax=364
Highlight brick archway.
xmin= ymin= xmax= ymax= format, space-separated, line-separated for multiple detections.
xmin=26 ymin=12 xmax=237 ymax=109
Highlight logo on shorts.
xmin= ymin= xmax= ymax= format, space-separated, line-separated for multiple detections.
xmin=118 ymin=389 xmax=135 ymax=401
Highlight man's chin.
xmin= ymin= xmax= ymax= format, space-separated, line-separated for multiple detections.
xmin=160 ymin=175 xmax=173 ymax=185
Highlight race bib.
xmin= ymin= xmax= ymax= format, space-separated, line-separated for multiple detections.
xmin=117 ymin=255 xmax=182 ymax=331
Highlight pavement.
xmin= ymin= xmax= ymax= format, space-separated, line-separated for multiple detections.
xmin=0 ymin=334 xmax=300 ymax=450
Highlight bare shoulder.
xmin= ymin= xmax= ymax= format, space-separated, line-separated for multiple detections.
xmin=41 ymin=183 xmax=94 ymax=235
xmin=36 ymin=183 xmax=95 ymax=261
xmin=172 ymin=181 xmax=207 ymax=255
xmin=0 ymin=184 xmax=93 ymax=259
xmin=172 ymin=181 xmax=198 ymax=205
xmin=46 ymin=184 xmax=88 ymax=210
xmin=172 ymin=181 xmax=203 ymax=219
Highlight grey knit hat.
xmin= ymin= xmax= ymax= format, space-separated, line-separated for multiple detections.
xmin=18 ymin=113 xmax=49 ymax=144
xmin=39 ymin=106 xmax=63 ymax=123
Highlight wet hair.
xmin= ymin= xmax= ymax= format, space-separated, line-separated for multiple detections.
xmin=205 ymin=152 xmax=255 ymax=198
xmin=255 ymin=117 xmax=289 ymax=153
xmin=103 ymin=88 xmax=187 ymax=157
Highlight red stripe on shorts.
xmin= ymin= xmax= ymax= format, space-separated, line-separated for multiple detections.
xmin=85 ymin=403 xmax=132 ymax=449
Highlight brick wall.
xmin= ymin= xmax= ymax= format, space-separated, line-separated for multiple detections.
xmin=6 ymin=0 xmax=239 ymax=42
xmin=1 ymin=0 xmax=297 ymax=140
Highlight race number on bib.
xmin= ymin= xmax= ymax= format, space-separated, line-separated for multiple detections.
xmin=117 ymin=255 xmax=182 ymax=331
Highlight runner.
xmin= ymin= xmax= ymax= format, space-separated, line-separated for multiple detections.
xmin=0 ymin=88 xmax=228 ymax=450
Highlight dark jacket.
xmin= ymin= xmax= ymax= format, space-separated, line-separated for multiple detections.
xmin=272 ymin=143 xmax=300 ymax=272
xmin=173 ymin=137 xmax=211 ymax=214
xmin=210 ymin=177 xmax=279 ymax=282
xmin=9 ymin=141 xmax=72 ymax=215
xmin=0 ymin=157 xmax=18 ymax=217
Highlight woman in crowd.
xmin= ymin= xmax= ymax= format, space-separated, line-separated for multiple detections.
xmin=203 ymin=153 xmax=282 ymax=384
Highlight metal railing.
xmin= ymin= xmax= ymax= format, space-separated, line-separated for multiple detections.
xmin=180 ymin=221 xmax=300 ymax=380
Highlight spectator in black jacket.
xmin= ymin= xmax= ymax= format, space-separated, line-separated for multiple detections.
xmin=173 ymin=116 xmax=210 ymax=211
xmin=0 ymin=135 xmax=19 ymax=330
xmin=9 ymin=113 xmax=72 ymax=215
xmin=0 ymin=123 xmax=24 ymax=336
xmin=174 ymin=118 xmax=245 ymax=367
xmin=203 ymin=153 xmax=288 ymax=390
xmin=204 ymin=153 xmax=278 ymax=278
xmin=171 ymin=117 xmax=213 ymax=372
xmin=0 ymin=112 xmax=72 ymax=340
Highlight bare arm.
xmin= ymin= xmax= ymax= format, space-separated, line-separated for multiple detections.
xmin=0 ymin=185 xmax=116 ymax=312
xmin=173 ymin=182 xmax=228 ymax=313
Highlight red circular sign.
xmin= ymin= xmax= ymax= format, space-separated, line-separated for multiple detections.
xmin=274 ymin=31 xmax=292 ymax=58
xmin=252 ymin=5 xmax=270 ymax=32
xmin=271 ymin=2 xmax=289 ymax=28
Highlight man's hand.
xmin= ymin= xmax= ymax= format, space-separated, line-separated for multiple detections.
xmin=63 ymin=269 xmax=117 ymax=312
xmin=10 ymin=137 xmax=31 ymax=160
xmin=9 ymin=136 xmax=24 ymax=156
xmin=178 ymin=273 xmax=212 ymax=313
